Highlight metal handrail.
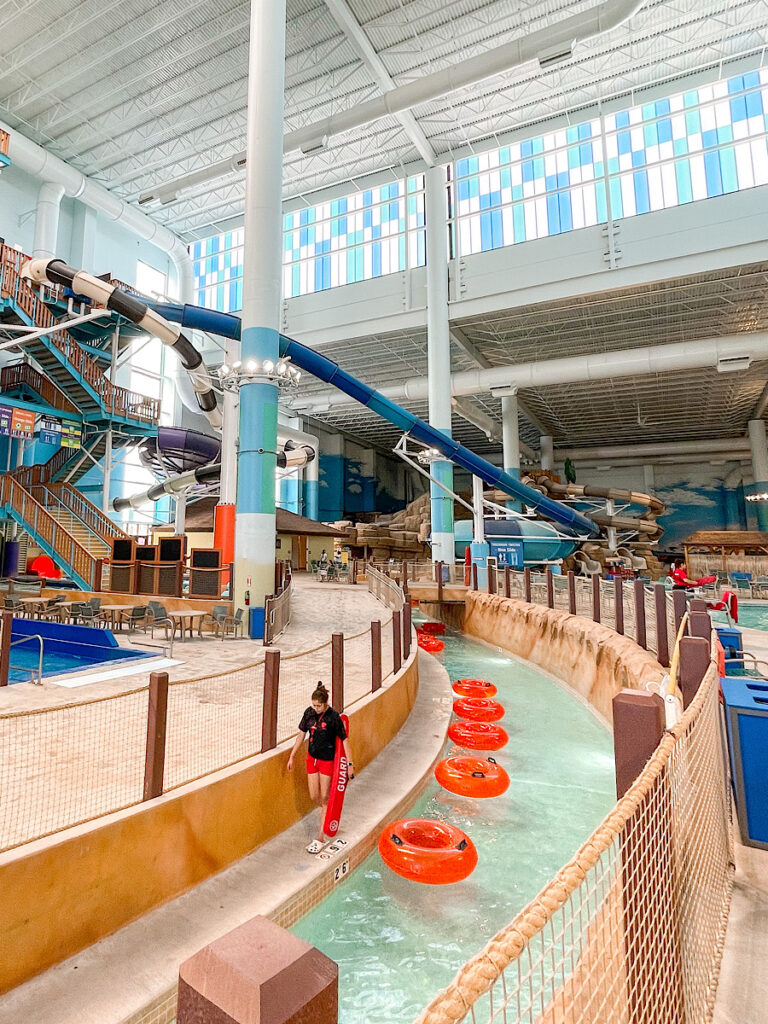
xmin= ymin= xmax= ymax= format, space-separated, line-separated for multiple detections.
xmin=9 ymin=634 xmax=44 ymax=685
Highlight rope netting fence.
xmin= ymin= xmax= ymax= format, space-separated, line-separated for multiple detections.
xmin=0 ymin=569 xmax=409 ymax=851
xmin=414 ymin=649 xmax=733 ymax=1024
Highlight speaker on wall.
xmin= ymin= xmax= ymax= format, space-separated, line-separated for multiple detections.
xmin=112 ymin=538 xmax=134 ymax=563
xmin=159 ymin=537 xmax=185 ymax=562
xmin=135 ymin=545 xmax=157 ymax=562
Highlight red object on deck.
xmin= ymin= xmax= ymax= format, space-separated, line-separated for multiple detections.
xmin=214 ymin=503 xmax=235 ymax=585
xmin=28 ymin=555 xmax=62 ymax=579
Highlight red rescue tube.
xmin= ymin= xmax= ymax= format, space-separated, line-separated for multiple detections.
xmin=418 ymin=634 xmax=445 ymax=653
xmin=435 ymin=756 xmax=509 ymax=798
xmin=452 ymin=678 xmax=497 ymax=698
xmin=378 ymin=818 xmax=478 ymax=884
xmin=453 ymin=696 xmax=505 ymax=722
xmin=322 ymin=714 xmax=350 ymax=839
xmin=420 ymin=622 xmax=446 ymax=635
xmin=448 ymin=720 xmax=509 ymax=750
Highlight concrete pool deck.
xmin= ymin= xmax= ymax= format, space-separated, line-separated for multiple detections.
xmin=0 ymin=575 xmax=388 ymax=711
xmin=0 ymin=651 xmax=451 ymax=1024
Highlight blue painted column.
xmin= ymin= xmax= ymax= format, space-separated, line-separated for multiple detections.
xmin=279 ymin=473 xmax=301 ymax=514
xmin=425 ymin=165 xmax=454 ymax=563
xmin=501 ymin=393 xmax=522 ymax=512
xmin=748 ymin=419 xmax=768 ymax=532
xmin=234 ymin=0 xmax=286 ymax=638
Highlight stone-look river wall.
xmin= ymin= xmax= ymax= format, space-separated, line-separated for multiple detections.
xmin=463 ymin=593 xmax=665 ymax=723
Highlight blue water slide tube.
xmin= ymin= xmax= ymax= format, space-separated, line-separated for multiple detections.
xmin=153 ymin=303 xmax=599 ymax=537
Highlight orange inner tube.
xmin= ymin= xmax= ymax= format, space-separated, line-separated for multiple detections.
xmin=435 ymin=756 xmax=510 ymax=798
xmin=453 ymin=696 xmax=505 ymax=722
xmin=378 ymin=818 xmax=478 ymax=885
xmin=452 ymin=678 xmax=498 ymax=698
xmin=448 ymin=720 xmax=509 ymax=750
xmin=417 ymin=634 xmax=445 ymax=653
xmin=419 ymin=622 xmax=446 ymax=635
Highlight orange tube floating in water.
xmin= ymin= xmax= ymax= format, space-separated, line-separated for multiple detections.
xmin=448 ymin=720 xmax=509 ymax=750
xmin=435 ymin=756 xmax=509 ymax=798
xmin=453 ymin=696 xmax=505 ymax=722
xmin=417 ymin=634 xmax=445 ymax=653
xmin=420 ymin=622 xmax=446 ymax=635
xmin=378 ymin=818 xmax=478 ymax=884
xmin=452 ymin=678 xmax=497 ymax=698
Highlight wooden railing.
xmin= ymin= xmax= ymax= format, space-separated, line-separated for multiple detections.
xmin=0 ymin=362 xmax=79 ymax=416
xmin=0 ymin=474 xmax=100 ymax=588
xmin=45 ymin=483 xmax=128 ymax=542
xmin=11 ymin=447 xmax=75 ymax=488
xmin=0 ymin=244 xmax=160 ymax=425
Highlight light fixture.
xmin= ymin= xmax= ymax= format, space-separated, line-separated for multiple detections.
xmin=216 ymin=355 xmax=302 ymax=393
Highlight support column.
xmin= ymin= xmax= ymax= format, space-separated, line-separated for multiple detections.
xmin=643 ymin=464 xmax=655 ymax=494
xmin=723 ymin=463 xmax=744 ymax=531
xmin=500 ymin=392 xmax=522 ymax=512
xmin=234 ymin=0 xmax=286 ymax=638
xmin=748 ymin=419 xmax=768 ymax=531
xmin=174 ymin=490 xmax=187 ymax=536
xmin=540 ymin=435 xmax=554 ymax=472
xmin=470 ymin=474 xmax=489 ymax=590
xmin=425 ymin=165 xmax=454 ymax=564
xmin=102 ymin=428 xmax=113 ymax=514
xmin=32 ymin=182 xmax=65 ymax=259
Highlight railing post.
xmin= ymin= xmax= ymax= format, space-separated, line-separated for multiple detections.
xmin=567 ymin=570 xmax=577 ymax=615
xmin=672 ymin=589 xmax=687 ymax=639
xmin=654 ymin=584 xmax=670 ymax=668
xmin=472 ymin=563 xmax=478 ymax=591
xmin=0 ymin=611 xmax=12 ymax=687
xmin=488 ymin=562 xmax=496 ymax=595
xmin=612 ymin=687 xmax=683 ymax=1024
xmin=401 ymin=560 xmax=408 ymax=595
xmin=371 ymin=620 xmax=382 ymax=692
xmin=392 ymin=611 xmax=402 ymax=674
xmin=331 ymin=633 xmax=345 ymax=711
xmin=634 ymin=579 xmax=647 ymax=649
xmin=402 ymin=603 xmax=412 ymax=659
xmin=678 ymin=636 xmax=711 ymax=708
xmin=546 ymin=568 xmax=554 ymax=608
xmin=592 ymin=574 xmax=601 ymax=623
xmin=351 ymin=558 xmax=357 ymax=584
xmin=437 ymin=561 xmax=444 ymax=604
xmin=143 ymin=671 xmax=169 ymax=801
xmin=614 ymin=576 xmax=624 ymax=635
xmin=688 ymin=611 xmax=711 ymax=641
xmin=504 ymin=565 xmax=511 ymax=599
xmin=93 ymin=557 xmax=104 ymax=593
xmin=523 ymin=567 xmax=531 ymax=602
xmin=261 ymin=649 xmax=280 ymax=751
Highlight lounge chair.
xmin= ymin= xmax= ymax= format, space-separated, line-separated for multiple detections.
xmin=198 ymin=605 xmax=229 ymax=636
xmin=214 ymin=608 xmax=244 ymax=640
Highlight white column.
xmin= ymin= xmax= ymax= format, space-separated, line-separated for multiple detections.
xmin=643 ymin=464 xmax=655 ymax=493
xmin=425 ymin=164 xmax=454 ymax=563
xmin=174 ymin=490 xmax=187 ymax=536
xmin=219 ymin=339 xmax=239 ymax=505
xmin=501 ymin=392 xmax=521 ymax=512
xmin=540 ymin=435 xmax=554 ymax=471
xmin=234 ymin=0 xmax=286 ymax=637
xmin=102 ymin=428 xmax=113 ymax=514
xmin=748 ymin=419 xmax=768 ymax=530
xmin=33 ymin=182 xmax=65 ymax=259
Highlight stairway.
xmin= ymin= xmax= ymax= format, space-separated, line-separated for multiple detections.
xmin=0 ymin=243 xmax=159 ymax=433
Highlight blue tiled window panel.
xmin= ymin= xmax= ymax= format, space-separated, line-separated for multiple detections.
xmin=191 ymin=228 xmax=245 ymax=313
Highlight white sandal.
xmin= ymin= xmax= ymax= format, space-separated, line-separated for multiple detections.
xmin=306 ymin=839 xmax=325 ymax=855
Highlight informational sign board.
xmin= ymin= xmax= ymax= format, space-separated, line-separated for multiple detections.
xmin=38 ymin=417 xmax=63 ymax=447
xmin=10 ymin=408 xmax=34 ymax=439
xmin=0 ymin=406 xmax=12 ymax=435
xmin=61 ymin=421 xmax=82 ymax=449
xmin=490 ymin=539 xmax=525 ymax=568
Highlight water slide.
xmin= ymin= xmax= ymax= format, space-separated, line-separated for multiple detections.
xmin=152 ymin=302 xmax=599 ymax=538
xmin=523 ymin=476 xmax=665 ymax=538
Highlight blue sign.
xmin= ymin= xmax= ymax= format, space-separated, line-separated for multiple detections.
xmin=490 ymin=539 xmax=524 ymax=568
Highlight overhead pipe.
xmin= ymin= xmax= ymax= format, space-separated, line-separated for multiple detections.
xmin=556 ymin=437 xmax=752 ymax=462
xmin=140 ymin=0 xmax=646 ymax=204
xmin=32 ymin=182 xmax=65 ymax=260
xmin=22 ymin=258 xmax=221 ymax=429
xmin=278 ymin=416 xmax=320 ymax=520
xmin=1 ymin=122 xmax=193 ymax=299
xmin=293 ymin=333 xmax=768 ymax=413
xmin=559 ymin=454 xmax=751 ymax=471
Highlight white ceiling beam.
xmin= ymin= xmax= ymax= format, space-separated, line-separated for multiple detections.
xmin=322 ymin=0 xmax=436 ymax=166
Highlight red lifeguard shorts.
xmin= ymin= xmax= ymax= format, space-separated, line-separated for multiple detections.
xmin=306 ymin=755 xmax=334 ymax=777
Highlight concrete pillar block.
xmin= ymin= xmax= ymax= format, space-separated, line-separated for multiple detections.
xmin=177 ymin=915 xmax=338 ymax=1024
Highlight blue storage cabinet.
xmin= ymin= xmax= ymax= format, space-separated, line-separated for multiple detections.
xmin=715 ymin=624 xmax=743 ymax=672
xmin=721 ymin=677 xmax=768 ymax=849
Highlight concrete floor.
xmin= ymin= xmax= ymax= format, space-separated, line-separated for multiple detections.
xmin=0 ymin=652 xmax=451 ymax=1024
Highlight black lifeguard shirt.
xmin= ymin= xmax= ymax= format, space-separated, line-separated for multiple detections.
xmin=298 ymin=706 xmax=347 ymax=761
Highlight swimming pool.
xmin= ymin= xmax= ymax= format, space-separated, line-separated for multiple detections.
xmin=292 ymin=627 xmax=616 ymax=1023
xmin=732 ymin=604 xmax=768 ymax=631
xmin=7 ymin=620 xmax=152 ymax=683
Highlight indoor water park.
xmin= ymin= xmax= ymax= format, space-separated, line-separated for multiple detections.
xmin=1 ymin=3 xmax=768 ymax=1023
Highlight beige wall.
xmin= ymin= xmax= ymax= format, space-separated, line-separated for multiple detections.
xmin=463 ymin=593 xmax=664 ymax=723
xmin=0 ymin=650 xmax=418 ymax=994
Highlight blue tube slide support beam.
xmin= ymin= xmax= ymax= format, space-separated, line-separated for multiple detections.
xmin=150 ymin=303 xmax=599 ymax=538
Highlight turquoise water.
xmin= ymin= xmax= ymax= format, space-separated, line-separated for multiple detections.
xmin=292 ymin=628 xmax=616 ymax=1023
xmin=7 ymin=636 xmax=150 ymax=683
xmin=733 ymin=604 xmax=768 ymax=631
